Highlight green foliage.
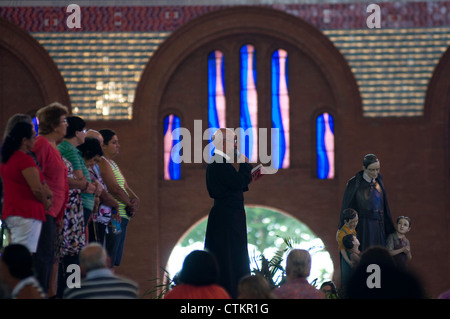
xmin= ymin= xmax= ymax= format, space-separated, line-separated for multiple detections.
xmin=174 ymin=206 xmax=333 ymax=287
xmin=142 ymin=267 xmax=174 ymax=299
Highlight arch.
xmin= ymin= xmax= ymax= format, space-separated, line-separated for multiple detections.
xmin=134 ymin=6 xmax=361 ymax=123
xmin=165 ymin=204 xmax=334 ymax=286
xmin=423 ymin=45 xmax=450 ymax=234
xmin=132 ymin=6 xmax=361 ymax=292
xmin=0 ymin=18 xmax=71 ymax=135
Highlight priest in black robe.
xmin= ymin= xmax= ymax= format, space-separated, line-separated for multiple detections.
xmin=339 ymin=154 xmax=395 ymax=252
xmin=204 ymin=128 xmax=253 ymax=298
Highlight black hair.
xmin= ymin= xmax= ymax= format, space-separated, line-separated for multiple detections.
xmin=77 ymin=137 xmax=103 ymax=160
xmin=65 ymin=116 xmax=86 ymax=139
xmin=179 ymin=250 xmax=219 ymax=286
xmin=1 ymin=122 xmax=33 ymax=163
xmin=342 ymin=234 xmax=355 ymax=250
xmin=1 ymin=244 xmax=34 ymax=279
xmin=320 ymin=281 xmax=337 ymax=294
xmin=342 ymin=208 xmax=358 ymax=223
xmin=99 ymin=129 xmax=116 ymax=145
xmin=363 ymin=154 xmax=378 ymax=168
xmin=346 ymin=246 xmax=426 ymax=299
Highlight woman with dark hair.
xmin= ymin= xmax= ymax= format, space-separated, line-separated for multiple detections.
xmin=54 ymin=138 xmax=106 ymax=298
xmin=0 ymin=122 xmax=52 ymax=254
xmin=58 ymin=116 xmax=99 ymax=226
xmin=164 ymin=250 xmax=230 ymax=299
xmin=78 ymin=137 xmax=114 ymax=244
xmin=0 ymin=244 xmax=46 ymax=299
xmin=98 ymin=129 xmax=139 ymax=268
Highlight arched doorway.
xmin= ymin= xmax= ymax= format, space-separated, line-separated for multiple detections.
xmin=166 ymin=205 xmax=334 ymax=288
xmin=131 ymin=6 xmax=360 ymax=293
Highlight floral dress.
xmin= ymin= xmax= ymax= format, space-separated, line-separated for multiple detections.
xmin=56 ymin=157 xmax=85 ymax=259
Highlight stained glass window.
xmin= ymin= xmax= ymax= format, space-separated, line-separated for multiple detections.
xmin=240 ymin=44 xmax=258 ymax=163
xmin=163 ymin=114 xmax=181 ymax=180
xmin=271 ymin=49 xmax=290 ymax=169
xmin=207 ymin=50 xmax=226 ymax=158
xmin=316 ymin=112 xmax=335 ymax=179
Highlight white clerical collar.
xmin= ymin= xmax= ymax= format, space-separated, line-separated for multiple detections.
xmin=214 ymin=149 xmax=231 ymax=162
xmin=363 ymin=171 xmax=375 ymax=183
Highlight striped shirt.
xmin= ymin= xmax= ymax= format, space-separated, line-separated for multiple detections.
xmin=102 ymin=156 xmax=129 ymax=220
xmin=58 ymin=140 xmax=94 ymax=210
xmin=63 ymin=268 xmax=139 ymax=299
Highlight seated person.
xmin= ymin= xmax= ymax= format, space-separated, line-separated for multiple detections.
xmin=164 ymin=250 xmax=230 ymax=299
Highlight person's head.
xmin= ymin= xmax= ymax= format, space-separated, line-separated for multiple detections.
xmin=79 ymin=243 xmax=109 ymax=275
xmin=343 ymin=234 xmax=359 ymax=251
xmin=347 ymin=247 xmax=426 ymax=299
xmin=285 ymin=249 xmax=311 ymax=280
xmin=212 ymin=128 xmax=237 ymax=156
xmin=65 ymin=116 xmax=86 ymax=145
xmin=342 ymin=208 xmax=358 ymax=230
xmin=396 ymin=216 xmax=412 ymax=235
xmin=0 ymin=244 xmax=34 ymax=286
xmin=358 ymin=246 xmax=396 ymax=270
xmin=363 ymin=154 xmax=380 ymax=179
xmin=1 ymin=122 xmax=35 ymax=163
xmin=238 ymin=275 xmax=275 ymax=299
xmin=2 ymin=113 xmax=33 ymax=140
xmin=85 ymin=129 xmax=104 ymax=145
xmin=99 ymin=129 xmax=119 ymax=158
xmin=77 ymin=137 xmax=103 ymax=168
xmin=320 ymin=281 xmax=337 ymax=295
xmin=36 ymin=102 xmax=69 ymax=141
xmin=179 ymin=250 xmax=219 ymax=286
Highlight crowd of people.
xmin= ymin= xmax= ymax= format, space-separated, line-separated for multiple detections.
xmin=0 ymin=102 xmax=140 ymax=298
xmin=1 ymin=110 xmax=449 ymax=300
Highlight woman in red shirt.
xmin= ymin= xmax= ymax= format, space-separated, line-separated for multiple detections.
xmin=164 ymin=250 xmax=230 ymax=299
xmin=1 ymin=122 xmax=52 ymax=253
xmin=31 ymin=102 xmax=69 ymax=294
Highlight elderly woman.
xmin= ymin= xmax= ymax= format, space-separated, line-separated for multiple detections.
xmin=273 ymin=249 xmax=325 ymax=299
xmin=98 ymin=129 xmax=139 ymax=268
xmin=1 ymin=122 xmax=52 ymax=253
xmin=31 ymin=102 xmax=70 ymax=294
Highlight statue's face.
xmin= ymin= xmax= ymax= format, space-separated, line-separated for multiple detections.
xmin=345 ymin=215 xmax=359 ymax=230
xmin=364 ymin=161 xmax=380 ymax=179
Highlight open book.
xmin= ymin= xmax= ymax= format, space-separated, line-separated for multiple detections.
xmin=251 ymin=164 xmax=265 ymax=181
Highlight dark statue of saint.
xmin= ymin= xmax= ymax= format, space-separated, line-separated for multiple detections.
xmin=339 ymin=154 xmax=395 ymax=252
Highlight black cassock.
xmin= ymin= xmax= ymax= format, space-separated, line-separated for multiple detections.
xmin=204 ymin=153 xmax=253 ymax=298
xmin=339 ymin=171 xmax=395 ymax=252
